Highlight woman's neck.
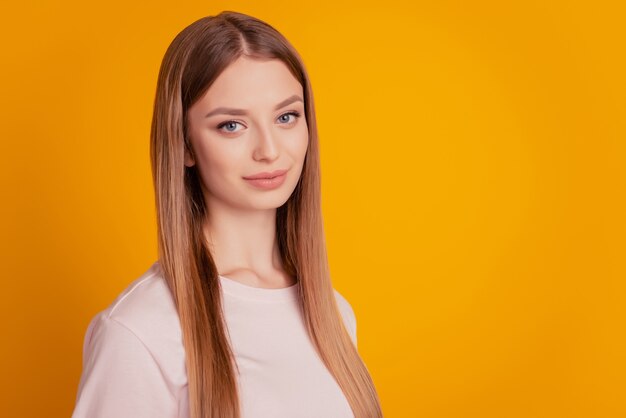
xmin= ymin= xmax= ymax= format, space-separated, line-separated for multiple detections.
xmin=203 ymin=205 xmax=294 ymax=288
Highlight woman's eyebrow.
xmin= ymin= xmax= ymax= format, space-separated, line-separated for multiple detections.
xmin=204 ymin=94 xmax=303 ymax=118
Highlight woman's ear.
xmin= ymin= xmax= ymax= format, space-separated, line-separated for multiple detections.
xmin=184 ymin=140 xmax=196 ymax=167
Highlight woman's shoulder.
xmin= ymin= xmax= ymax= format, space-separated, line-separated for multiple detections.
xmin=102 ymin=260 xmax=177 ymax=326
xmin=73 ymin=262 xmax=186 ymax=417
xmin=82 ymin=261 xmax=185 ymax=374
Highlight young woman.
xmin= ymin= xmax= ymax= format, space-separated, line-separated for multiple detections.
xmin=72 ymin=11 xmax=383 ymax=418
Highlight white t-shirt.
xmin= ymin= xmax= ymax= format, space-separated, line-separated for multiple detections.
xmin=71 ymin=261 xmax=358 ymax=418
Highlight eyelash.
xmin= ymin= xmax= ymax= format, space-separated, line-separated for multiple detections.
xmin=216 ymin=111 xmax=302 ymax=133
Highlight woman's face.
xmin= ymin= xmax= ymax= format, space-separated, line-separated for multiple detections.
xmin=185 ymin=56 xmax=309 ymax=212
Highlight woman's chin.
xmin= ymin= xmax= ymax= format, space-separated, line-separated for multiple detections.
xmin=247 ymin=194 xmax=292 ymax=210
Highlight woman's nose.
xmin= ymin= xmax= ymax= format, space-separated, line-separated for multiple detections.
xmin=252 ymin=125 xmax=280 ymax=162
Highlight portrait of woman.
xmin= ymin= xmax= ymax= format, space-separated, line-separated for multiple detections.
xmin=71 ymin=10 xmax=383 ymax=418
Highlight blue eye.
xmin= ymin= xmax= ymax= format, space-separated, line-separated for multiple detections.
xmin=217 ymin=121 xmax=243 ymax=133
xmin=278 ymin=111 xmax=301 ymax=124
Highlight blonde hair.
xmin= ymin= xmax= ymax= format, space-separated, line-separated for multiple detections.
xmin=150 ymin=11 xmax=383 ymax=417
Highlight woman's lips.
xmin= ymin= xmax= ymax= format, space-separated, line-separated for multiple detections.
xmin=243 ymin=169 xmax=288 ymax=190
xmin=242 ymin=169 xmax=288 ymax=180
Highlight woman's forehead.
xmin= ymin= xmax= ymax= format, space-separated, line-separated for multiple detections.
xmin=199 ymin=56 xmax=303 ymax=109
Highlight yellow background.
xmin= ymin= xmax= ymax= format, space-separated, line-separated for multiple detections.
xmin=1 ymin=1 xmax=625 ymax=417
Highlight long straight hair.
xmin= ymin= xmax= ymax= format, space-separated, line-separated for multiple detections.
xmin=150 ymin=11 xmax=383 ymax=418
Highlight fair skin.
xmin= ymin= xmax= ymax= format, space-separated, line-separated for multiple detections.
xmin=185 ymin=56 xmax=309 ymax=288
